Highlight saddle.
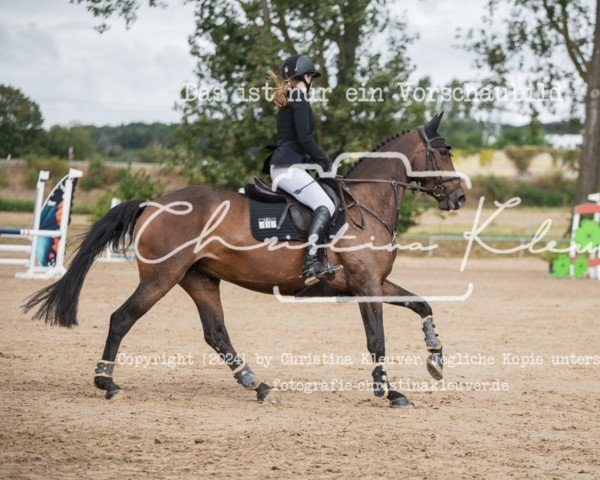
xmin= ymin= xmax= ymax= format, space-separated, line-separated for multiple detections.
xmin=243 ymin=177 xmax=345 ymax=242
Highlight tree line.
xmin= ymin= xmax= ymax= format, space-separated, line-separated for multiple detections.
xmin=0 ymin=82 xmax=579 ymax=165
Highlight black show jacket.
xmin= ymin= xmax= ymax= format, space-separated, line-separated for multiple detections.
xmin=266 ymin=88 xmax=329 ymax=172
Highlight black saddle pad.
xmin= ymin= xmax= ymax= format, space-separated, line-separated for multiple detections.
xmin=248 ymin=200 xmax=346 ymax=242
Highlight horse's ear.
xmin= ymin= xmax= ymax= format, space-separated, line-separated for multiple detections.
xmin=427 ymin=111 xmax=443 ymax=134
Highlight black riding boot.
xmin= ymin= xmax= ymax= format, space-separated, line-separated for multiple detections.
xmin=302 ymin=206 xmax=342 ymax=286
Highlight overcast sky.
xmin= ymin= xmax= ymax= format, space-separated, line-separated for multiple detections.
xmin=0 ymin=0 xmax=576 ymax=127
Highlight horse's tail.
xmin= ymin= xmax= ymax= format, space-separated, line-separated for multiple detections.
xmin=23 ymin=199 xmax=147 ymax=328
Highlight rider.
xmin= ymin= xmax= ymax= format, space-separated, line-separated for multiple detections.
xmin=265 ymin=55 xmax=341 ymax=286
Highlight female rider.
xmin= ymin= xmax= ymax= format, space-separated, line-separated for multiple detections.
xmin=266 ymin=55 xmax=341 ymax=286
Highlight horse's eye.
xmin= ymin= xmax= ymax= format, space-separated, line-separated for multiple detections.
xmin=439 ymin=148 xmax=448 ymax=156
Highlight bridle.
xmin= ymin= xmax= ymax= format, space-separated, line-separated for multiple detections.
xmin=336 ymin=125 xmax=462 ymax=239
xmin=416 ymin=125 xmax=462 ymax=199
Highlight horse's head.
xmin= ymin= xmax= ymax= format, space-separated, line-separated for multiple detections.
xmin=407 ymin=112 xmax=466 ymax=211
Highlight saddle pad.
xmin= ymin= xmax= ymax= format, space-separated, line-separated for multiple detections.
xmin=249 ymin=199 xmax=346 ymax=242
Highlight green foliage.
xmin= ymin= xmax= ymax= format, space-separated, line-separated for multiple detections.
xmin=461 ymin=0 xmax=592 ymax=107
xmin=71 ymin=0 xmax=165 ymax=33
xmin=461 ymin=0 xmax=595 ymax=203
xmin=80 ymin=157 xmax=121 ymax=191
xmin=89 ymin=169 xmax=164 ymax=220
xmin=0 ymin=84 xmax=44 ymax=157
xmin=495 ymin=123 xmax=547 ymax=148
xmin=138 ymin=141 xmax=168 ymax=164
xmin=0 ymin=197 xmax=35 ymax=212
xmin=504 ymin=146 xmax=543 ymax=174
xmin=116 ymin=169 xmax=164 ymax=200
xmin=91 ymin=191 xmax=115 ymax=221
xmin=164 ymin=0 xmax=424 ymax=190
xmin=45 ymin=125 xmax=96 ymax=159
xmin=86 ymin=122 xmax=176 ymax=157
xmin=442 ymin=120 xmax=485 ymax=149
xmin=471 ymin=175 xmax=517 ymax=203
xmin=547 ymin=147 xmax=580 ymax=171
xmin=24 ymin=156 xmax=70 ymax=189
xmin=515 ymin=182 xmax=566 ymax=207
xmin=470 ymin=173 xmax=574 ymax=207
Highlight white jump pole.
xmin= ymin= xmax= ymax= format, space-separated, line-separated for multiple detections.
xmin=24 ymin=170 xmax=49 ymax=277
xmin=0 ymin=170 xmax=49 ymax=267
xmin=0 ymin=168 xmax=83 ymax=279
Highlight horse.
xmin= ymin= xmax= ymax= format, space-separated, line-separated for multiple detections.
xmin=24 ymin=112 xmax=466 ymax=408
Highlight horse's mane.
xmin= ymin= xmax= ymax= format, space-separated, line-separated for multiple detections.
xmin=344 ymin=129 xmax=411 ymax=177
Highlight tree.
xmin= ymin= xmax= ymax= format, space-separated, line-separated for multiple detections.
xmin=0 ymin=84 xmax=44 ymax=157
xmin=72 ymin=0 xmax=428 ymax=189
xmin=463 ymin=0 xmax=600 ymax=203
xmin=46 ymin=125 xmax=96 ymax=159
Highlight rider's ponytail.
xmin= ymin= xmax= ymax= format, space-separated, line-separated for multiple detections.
xmin=268 ymin=70 xmax=294 ymax=107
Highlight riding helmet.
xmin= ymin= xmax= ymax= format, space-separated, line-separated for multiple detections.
xmin=281 ymin=55 xmax=321 ymax=80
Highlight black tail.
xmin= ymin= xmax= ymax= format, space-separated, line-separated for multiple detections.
xmin=23 ymin=199 xmax=147 ymax=328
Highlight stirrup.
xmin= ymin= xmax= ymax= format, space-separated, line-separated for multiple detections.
xmin=301 ymin=262 xmax=343 ymax=286
xmin=301 ymin=263 xmax=321 ymax=286
xmin=319 ymin=262 xmax=343 ymax=280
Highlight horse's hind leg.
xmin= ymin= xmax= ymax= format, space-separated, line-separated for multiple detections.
xmin=179 ymin=268 xmax=274 ymax=403
xmin=95 ymin=279 xmax=176 ymax=399
xmin=382 ymin=279 xmax=444 ymax=380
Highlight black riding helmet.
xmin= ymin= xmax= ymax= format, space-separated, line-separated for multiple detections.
xmin=281 ymin=55 xmax=321 ymax=89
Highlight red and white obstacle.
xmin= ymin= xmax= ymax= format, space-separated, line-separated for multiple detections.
xmin=0 ymin=168 xmax=83 ymax=279
xmin=568 ymin=193 xmax=600 ymax=280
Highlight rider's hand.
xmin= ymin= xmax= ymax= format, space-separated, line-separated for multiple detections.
xmin=319 ymin=156 xmax=332 ymax=172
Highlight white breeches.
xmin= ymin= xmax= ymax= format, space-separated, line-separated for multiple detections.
xmin=270 ymin=164 xmax=336 ymax=216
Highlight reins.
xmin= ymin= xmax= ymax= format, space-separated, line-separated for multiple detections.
xmin=335 ymin=125 xmax=460 ymax=240
xmin=336 ymin=177 xmax=427 ymax=240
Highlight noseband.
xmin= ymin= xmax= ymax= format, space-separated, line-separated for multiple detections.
xmin=416 ymin=125 xmax=461 ymax=200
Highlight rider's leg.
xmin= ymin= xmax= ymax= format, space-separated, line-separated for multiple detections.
xmin=270 ymin=165 xmax=339 ymax=285
xmin=270 ymin=164 xmax=335 ymax=216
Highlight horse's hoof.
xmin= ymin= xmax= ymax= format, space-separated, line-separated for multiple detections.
xmin=105 ymin=388 xmax=122 ymax=400
xmin=427 ymin=351 xmax=444 ymax=380
xmin=94 ymin=375 xmax=123 ymax=399
xmin=388 ymin=391 xmax=413 ymax=408
xmin=256 ymin=383 xmax=280 ymax=403
xmin=260 ymin=392 xmax=282 ymax=404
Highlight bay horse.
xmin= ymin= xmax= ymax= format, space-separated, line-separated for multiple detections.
xmin=24 ymin=112 xmax=466 ymax=408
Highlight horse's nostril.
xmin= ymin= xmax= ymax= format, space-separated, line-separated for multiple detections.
xmin=457 ymin=194 xmax=466 ymax=207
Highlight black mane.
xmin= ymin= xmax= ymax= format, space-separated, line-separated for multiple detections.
xmin=344 ymin=129 xmax=411 ymax=177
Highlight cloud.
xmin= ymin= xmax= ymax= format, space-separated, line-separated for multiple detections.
xmin=0 ymin=0 xmax=196 ymax=126
xmin=0 ymin=0 xmax=574 ymax=126
xmin=0 ymin=19 xmax=59 ymax=64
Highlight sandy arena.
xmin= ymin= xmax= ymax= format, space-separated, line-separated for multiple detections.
xmin=0 ymin=257 xmax=598 ymax=479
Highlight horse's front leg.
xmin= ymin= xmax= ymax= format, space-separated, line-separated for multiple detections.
xmin=382 ymin=279 xmax=444 ymax=380
xmin=356 ymin=283 xmax=412 ymax=408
